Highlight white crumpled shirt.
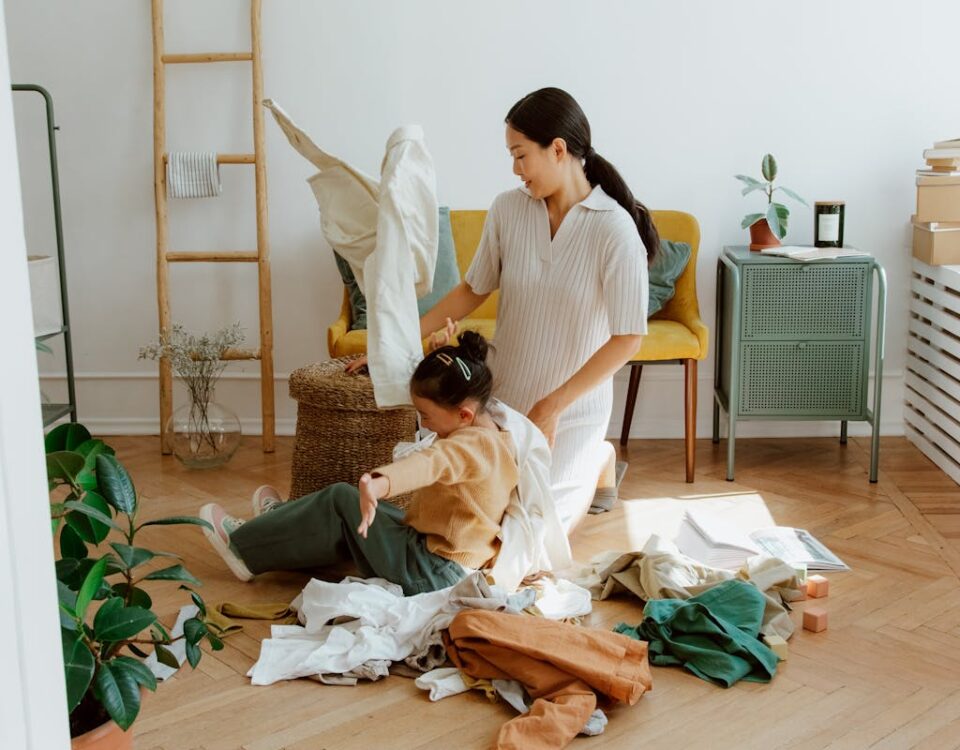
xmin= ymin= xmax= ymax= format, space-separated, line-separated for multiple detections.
xmin=486 ymin=399 xmax=574 ymax=592
xmin=264 ymin=100 xmax=438 ymax=407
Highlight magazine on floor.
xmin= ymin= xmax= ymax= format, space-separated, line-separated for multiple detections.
xmin=675 ymin=510 xmax=849 ymax=571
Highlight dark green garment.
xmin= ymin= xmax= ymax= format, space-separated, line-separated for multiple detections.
xmin=614 ymin=579 xmax=779 ymax=688
xmin=230 ymin=482 xmax=465 ymax=596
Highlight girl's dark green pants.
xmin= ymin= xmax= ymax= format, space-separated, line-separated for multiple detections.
xmin=230 ymin=482 xmax=464 ymax=595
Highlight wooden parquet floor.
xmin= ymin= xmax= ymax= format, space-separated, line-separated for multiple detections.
xmin=111 ymin=435 xmax=960 ymax=750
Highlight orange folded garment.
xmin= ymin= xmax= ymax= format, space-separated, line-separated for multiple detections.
xmin=443 ymin=610 xmax=652 ymax=750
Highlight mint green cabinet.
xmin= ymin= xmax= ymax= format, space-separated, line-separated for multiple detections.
xmin=712 ymin=246 xmax=886 ymax=481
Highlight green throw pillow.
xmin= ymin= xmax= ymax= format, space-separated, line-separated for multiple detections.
xmin=333 ymin=252 xmax=367 ymax=330
xmin=417 ymin=207 xmax=460 ymax=316
xmin=335 ymin=207 xmax=460 ymax=331
xmin=648 ymin=239 xmax=692 ymax=317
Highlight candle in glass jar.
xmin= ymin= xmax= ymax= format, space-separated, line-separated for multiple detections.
xmin=814 ymin=201 xmax=845 ymax=248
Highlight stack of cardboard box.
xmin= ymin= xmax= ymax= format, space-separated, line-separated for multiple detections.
xmin=914 ymin=138 xmax=960 ymax=265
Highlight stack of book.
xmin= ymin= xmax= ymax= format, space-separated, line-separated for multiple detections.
xmin=914 ymin=137 xmax=960 ymax=265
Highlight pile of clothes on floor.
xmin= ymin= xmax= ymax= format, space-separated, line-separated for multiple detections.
xmin=206 ymin=534 xmax=802 ymax=749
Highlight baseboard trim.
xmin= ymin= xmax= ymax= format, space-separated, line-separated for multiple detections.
xmin=40 ymin=370 xmax=906 ymax=439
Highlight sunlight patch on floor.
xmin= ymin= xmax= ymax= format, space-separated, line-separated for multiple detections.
xmin=621 ymin=491 xmax=776 ymax=551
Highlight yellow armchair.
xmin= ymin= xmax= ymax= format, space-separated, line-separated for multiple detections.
xmin=620 ymin=211 xmax=708 ymax=483
xmin=327 ymin=210 xmax=497 ymax=358
xmin=326 ymin=209 xmax=708 ymax=482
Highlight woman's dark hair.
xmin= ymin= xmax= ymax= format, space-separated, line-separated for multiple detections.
xmin=506 ymin=87 xmax=660 ymax=262
xmin=410 ymin=330 xmax=494 ymax=409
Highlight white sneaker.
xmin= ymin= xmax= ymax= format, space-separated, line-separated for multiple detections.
xmin=251 ymin=484 xmax=284 ymax=517
xmin=199 ymin=503 xmax=254 ymax=582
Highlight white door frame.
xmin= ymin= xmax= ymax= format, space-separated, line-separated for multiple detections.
xmin=0 ymin=3 xmax=71 ymax=747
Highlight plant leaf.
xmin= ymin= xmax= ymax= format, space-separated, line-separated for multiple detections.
xmin=75 ymin=438 xmax=115 ymax=460
xmin=154 ymin=644 xmax=180 ymax=669
xmin=96 ymin=454 xmax=137 ymax=515
xmin=206 ymin=632 xmax=224 ymax=651
xmin=741 ymin=213 xmax=765 ymax=229
xmin=766 ymin=202 xmax=783 ymax=239
xmin=57 ymin=580 xmax=79 ymax=631
xmin=740 ymin=184 xmax=767 ymax=197
xmin=93 ymin=598 xmax=157 ymax=642
xmin=59 ymin=523 xmax=88 ymax=560
xmin=61 ymin=628 xmax=95 ymax=713
xmin=138 ymin=516 xmax=212 ymax=531
xmin=46 ymin=451 xmax=85 ymax=485
xmin=151 ymin=622 xmax=172 ymax=643
xmin=112 ymin=655 xmax=158 ymax=692
xmin=93 ymin=661 xmax=142 ymax=731
xmin=56 ymin=557 xmax=91 ymax=590
xmin=112 ymin=582 xmax=153 ymax=610
xmin=65 ymin=490 xmax=113 ymax=545
xmin=183 ymin=617 xmax=207 ymax=646
xmin=767 ymin=203 xmax=790 ymax=240
xmin=185 ymin=640 xmax=201 ymax=669
xmin=143 ymin=564 xmax=201 ymax=586
xmin=63 ymin=500 xmax=122 ymax=533
xmin=189 ymin=591 xmax=206 ymax=618
xmin=75 ymin=557 xmax=109 ymax=622
xmin=761 ymin=153 xmax=778 ymax=182
xmin=45 ymin=423 xmax=92 ymax=453
xmin=734 ymin=174 xmax=765 ymax=187
xmin=75 ymin=439 xmax=115 ymax=492
xmin=109 ymin=543 xmax=158 ymax=571
xmin=775 ymin=185 xmax=809 ymax=207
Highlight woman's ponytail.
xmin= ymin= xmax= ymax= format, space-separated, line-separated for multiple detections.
xmin=584 ymin=150 xmax=660 ymax=263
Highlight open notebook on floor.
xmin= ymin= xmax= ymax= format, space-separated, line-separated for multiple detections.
xmin=675 ymin=510 xmax=849 ymax=571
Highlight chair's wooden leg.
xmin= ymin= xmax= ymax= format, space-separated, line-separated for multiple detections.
xmin=620 ymin=364 xmax=643 ymax=446
xmin=684 ymin=359 xmax=697 ymax=483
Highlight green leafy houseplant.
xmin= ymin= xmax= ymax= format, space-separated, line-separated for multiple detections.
xmin=735 ymin=153 xmax=808 ymax=240
xmin=47 ymin=423 xmax=223 ymax=739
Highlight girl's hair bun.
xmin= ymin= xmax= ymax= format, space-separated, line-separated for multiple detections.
xmin=456 ymin=329 xmax=488 ymax=364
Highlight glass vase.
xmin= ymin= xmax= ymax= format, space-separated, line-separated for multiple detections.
xmin=166 ymin=400 xmax=241 ymax=469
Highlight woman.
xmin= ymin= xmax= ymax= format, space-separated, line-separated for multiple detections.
xmin=355 ymin=87 xmax=656 ymax=532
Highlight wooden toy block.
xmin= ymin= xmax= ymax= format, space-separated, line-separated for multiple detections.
xmin=803 ymin=607 xmax=828 ymax=633
xmin=763 ymin=634 xmax=789 ymax=660
xmin=806 ymin=574 xmax=829 ymax=598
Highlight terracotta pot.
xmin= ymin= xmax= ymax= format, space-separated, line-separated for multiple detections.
xmin=748 ymin=218 xmax=781 ymax=251
xmin=71 ymin=720 xmax=133 ymax=750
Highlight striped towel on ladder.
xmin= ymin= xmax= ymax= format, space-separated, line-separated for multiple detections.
xmin=166 ymin=152 xmax=221 ymax=198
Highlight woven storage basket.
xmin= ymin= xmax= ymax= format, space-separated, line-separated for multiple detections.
xmin=289 ymin=357 xmax=417 ymax=508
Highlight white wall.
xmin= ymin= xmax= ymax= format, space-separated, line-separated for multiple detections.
xmin=0 ymin=1 xmax=71 ymax=746
xmin=8 ymin=0 xmax=960 ymax=441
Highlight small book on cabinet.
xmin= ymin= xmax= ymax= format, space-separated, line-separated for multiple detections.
xmin=759 ymin=245 xmax=870 ymax=262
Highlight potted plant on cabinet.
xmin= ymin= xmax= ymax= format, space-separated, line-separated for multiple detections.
xmin=47 ymin=423 xmax=223 ymax=749
xmin=736 ymin=153 xmax=808 ymax=250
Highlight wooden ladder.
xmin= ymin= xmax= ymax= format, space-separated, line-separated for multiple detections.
xmin=150 ymin=0 xmax=275 ymax=453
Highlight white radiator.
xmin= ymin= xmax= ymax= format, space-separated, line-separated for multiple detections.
xmin=905 ymin=258 xmax=960 ymax=485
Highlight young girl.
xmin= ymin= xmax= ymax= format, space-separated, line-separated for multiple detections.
xmin=199 ymin=331 xmax=518 ymax=596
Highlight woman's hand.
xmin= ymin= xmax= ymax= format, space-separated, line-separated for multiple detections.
xmin=345 ymin=356 xmax=368 ymax=374
xmin=356 ymin=473 xmax=379 ymax=538
xmin=528 ymin=395 xmax=563 ymax=448
xmin=428 ymin=318 xmax=459 ymax=352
